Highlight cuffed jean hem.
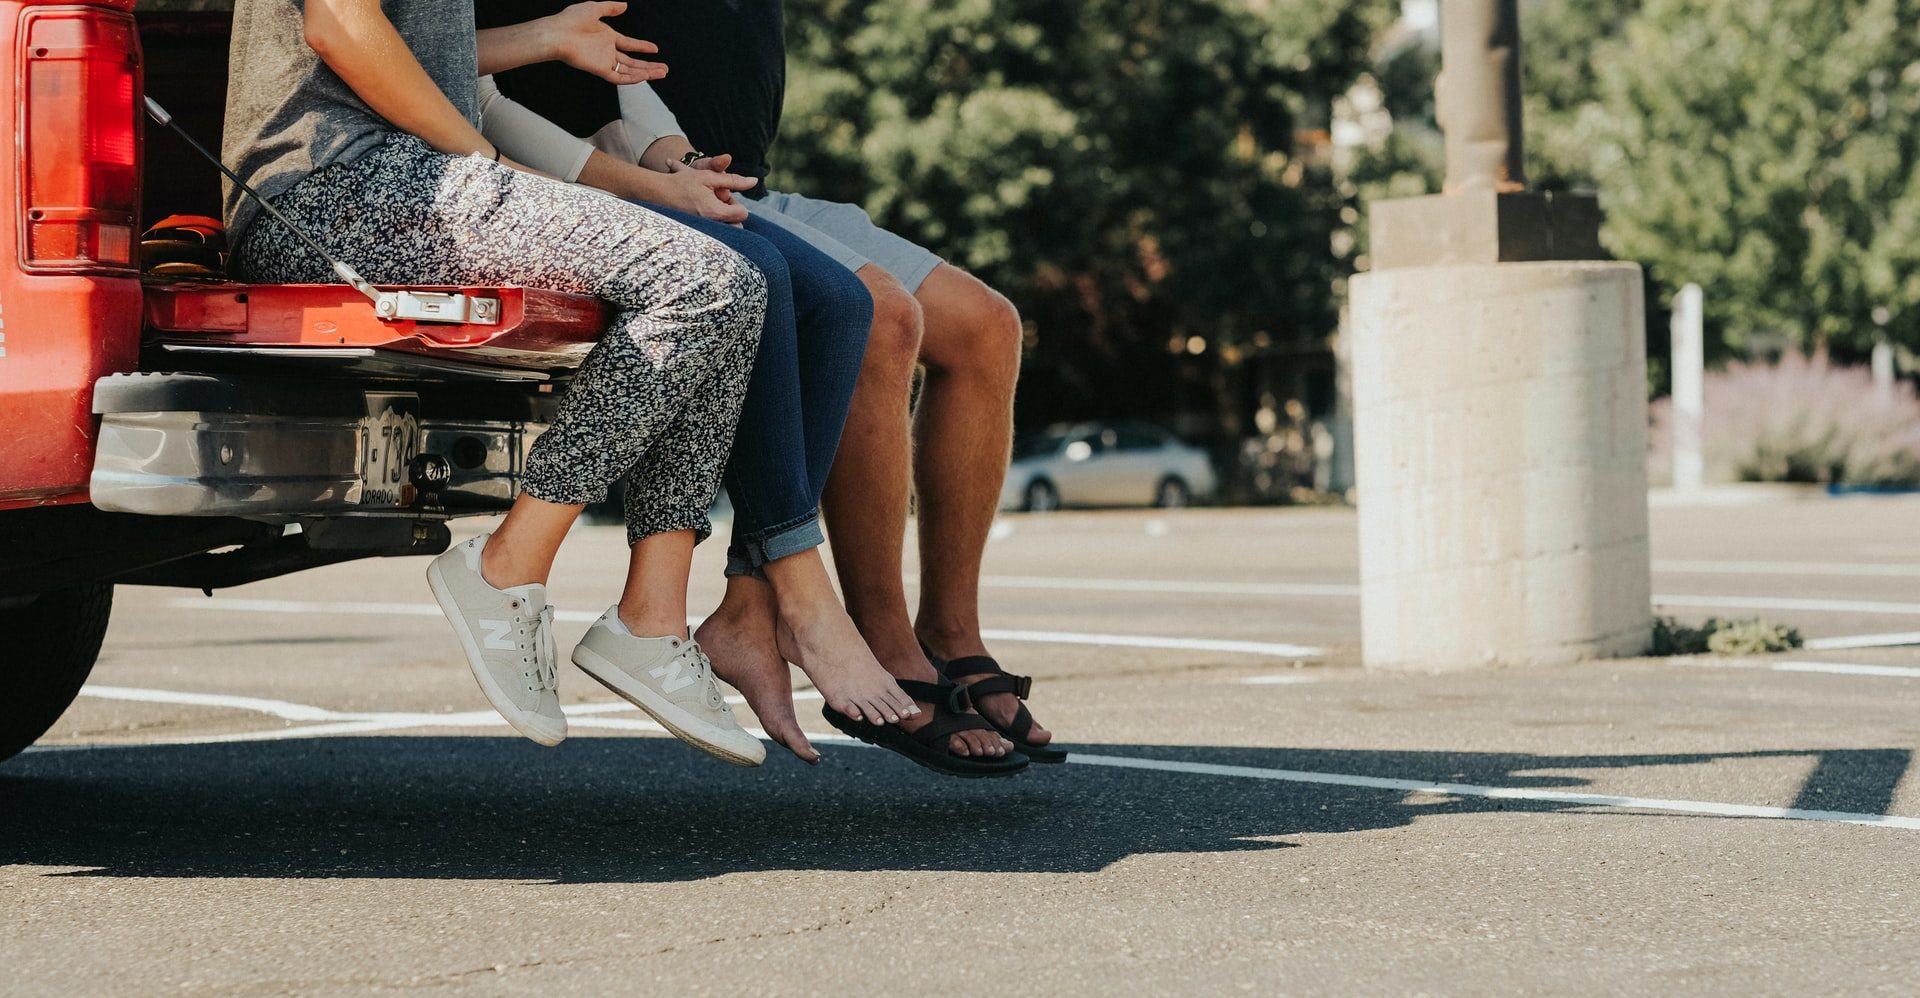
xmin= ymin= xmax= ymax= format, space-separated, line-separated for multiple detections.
xmin=725 ymin=511 xmax=825 ymax=576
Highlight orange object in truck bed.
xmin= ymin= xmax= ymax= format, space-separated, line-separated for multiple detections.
xmin=143 ymin=281 xmax=612 ymax=374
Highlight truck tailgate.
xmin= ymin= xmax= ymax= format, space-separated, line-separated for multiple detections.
xmin=144 ymin=282 xmax=611 ymax=376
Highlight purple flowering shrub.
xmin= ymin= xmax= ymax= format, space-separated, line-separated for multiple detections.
xmin=1649 ymin=352 xmax=1920 ymax=487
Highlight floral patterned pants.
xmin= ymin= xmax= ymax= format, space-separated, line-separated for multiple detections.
xmin=237 ymin=135 xmax=767 ymax=543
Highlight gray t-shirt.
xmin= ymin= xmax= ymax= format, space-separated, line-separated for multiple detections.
xmin=221 ymin=0 xmax=478 ymax=242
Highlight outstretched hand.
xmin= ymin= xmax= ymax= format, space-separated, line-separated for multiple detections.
xmin=545 ymin=1 xmax=665 ymax=84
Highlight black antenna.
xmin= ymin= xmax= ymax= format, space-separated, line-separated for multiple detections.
xmin=143 ymin=96 xmax=381 ymax=305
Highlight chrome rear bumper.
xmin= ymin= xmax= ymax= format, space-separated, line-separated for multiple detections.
xmin=89 ymin=373 xmax=550 ymax=519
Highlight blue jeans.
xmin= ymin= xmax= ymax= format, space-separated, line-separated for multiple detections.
xmin=640 ymin=204 xmax=873 ymax=574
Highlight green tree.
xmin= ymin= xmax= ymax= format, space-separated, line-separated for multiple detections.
xmin=1520 ymin=0 xmax=1641 ymax=190
xmin=777 ymin=0 xmax=1390 ymax=428
xmin=1593 ymin=0 xmax=1920 ymax=355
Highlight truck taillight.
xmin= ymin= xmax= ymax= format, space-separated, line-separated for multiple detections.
xmin=19 ymin=7 xmax=141 ymax=272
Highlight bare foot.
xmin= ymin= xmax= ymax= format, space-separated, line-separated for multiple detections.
xmin=773 ymin=597 xmax=919 ymax=726
xmin=816 ymin=639 xmax=1011 ymax=759
xmin=697 ymin=582 xmax=819 ymax=765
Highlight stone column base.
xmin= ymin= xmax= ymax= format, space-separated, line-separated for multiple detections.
xmin=1349 ymin=261 xmax=1652 ymax=671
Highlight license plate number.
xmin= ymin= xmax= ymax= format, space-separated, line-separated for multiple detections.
xmin=357 ymin=393 xmax=421 ymax=507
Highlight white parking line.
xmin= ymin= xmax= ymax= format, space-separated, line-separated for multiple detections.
xmin=1241 ymin=674 xmax=1319 ymax=685
xmin=50 ymin=685 xmax=836 ymax=749
xmin=39 ymin=685 xmax=1920 ymax=832
xmin=978 ymin=575 xmax=1361 ymax=598
xmin=81 ymin=684 xmax=341 ymax=721
xmin=1673 ymin=658 xmax=1920 ymax=680
xmin=956 ymin=573 xmax=1920 ymax=618
xmin=1652 ymin=594 xmax=1920 ymax=616
xmin=977 ymin=628 xmax=1321 ymax=659
xmin=1804 ymin=631 xmax=1920 ymax=651
xmin=1654 ymin=559 xmax=1920 ymax=578
xmin=1772 ymin=661 xmax=1920 ymax=679
xmin=1070 ymin=754 xmax=1920 ymax=831
xmin=165 ymin=597 xmax=1328 ymax=659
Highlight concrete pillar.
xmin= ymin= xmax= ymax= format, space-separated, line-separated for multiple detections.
xmin=1670 ymin=282 xmax=1705 ymax=493
xmin=1349 ymin=261 xmax=1653 ymax=670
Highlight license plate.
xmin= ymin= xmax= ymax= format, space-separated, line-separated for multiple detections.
xmin=356 ymin=393 xmax=421 ymax=507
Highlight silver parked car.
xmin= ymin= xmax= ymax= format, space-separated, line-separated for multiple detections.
xmin=1000 ymin=422 xmax=1218 ymax=511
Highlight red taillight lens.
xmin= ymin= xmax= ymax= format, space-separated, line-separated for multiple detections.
xmin=20 ymin=9 xmax=141 ymax=272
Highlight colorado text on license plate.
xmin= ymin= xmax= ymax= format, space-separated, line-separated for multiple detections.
xmin=358 ymin=393 xmax=421 ymax=506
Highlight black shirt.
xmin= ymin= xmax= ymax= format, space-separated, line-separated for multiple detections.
xmin=475 ymin=1 xmax=786 ymax=187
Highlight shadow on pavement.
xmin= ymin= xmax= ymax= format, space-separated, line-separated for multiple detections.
xmin=0 ymin=738 xmax=1907 ymax=883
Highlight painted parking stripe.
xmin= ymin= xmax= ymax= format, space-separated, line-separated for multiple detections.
xmin=40 ymin=685 xmax=1920 ymax=832
xmin=1652 ymin=594 xmax=1920 ymax=616
xmin=977 ymin=575 xmax=1361 ymax=598
xmin=48 ymin=686 xmax=842 ymax=750
xmin=1773 ymin=661 xmax=1920 ymax=678
xmin=960 ymin=574 xmax=1920 ymax=618
xmin=81 ymin=684 xmax=341 ymax=721
xmin=1069 ymin=754 xmax=1920 ymax=831
xmin=1674 ymin=658 xmax=1920 ymax=680
xmin=1654 ymin=559 xmax=1920 ymax=578
xmin=175 ymin=589 xmax=1920 ymax=626
xmin=1804 ymin=631 xmax=1920 ymax=651
xmin=977 ymin=627 xmax=1320 ymax=658
xmin=165 ymin=597 xmax=1327 ymax=659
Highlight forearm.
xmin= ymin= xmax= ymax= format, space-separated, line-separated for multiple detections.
xmin=577 ymin=149 xmax=672 ymax=202
xmin=475 ymin=19 xmax=555 ymax=76
xmin=638 ymin=135 xmax=695 ymax=173
xmin=305 ymin=0 xmax=491 ymax=157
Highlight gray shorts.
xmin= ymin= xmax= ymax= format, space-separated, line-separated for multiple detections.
xmin=744 ymin=189 xmax=944 ymax=293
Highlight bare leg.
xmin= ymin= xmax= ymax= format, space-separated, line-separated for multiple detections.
xmin=908 ymin=265 xmax=1050 ymax=746
xmin=821 ymin=265 xmax=1009 ymax=758
xmin=480 ymin=493 xmax=585 ymax=589
xmin=697 ymin=575 xmax=821 ymax=763
xmin=615 ymin=529 xmax=696 ymax=640
xmin=763 ymin=549 xmax=918 ymax=726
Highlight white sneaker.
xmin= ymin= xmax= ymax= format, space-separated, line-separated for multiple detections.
xmin=426 ymin=533 xmax=567 ymax=746
xmin=571 ymin=608 xmax=766 ymax=767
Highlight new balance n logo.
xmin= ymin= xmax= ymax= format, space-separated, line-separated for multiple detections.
xmin=649 ymin=661 xmax=697 ymax=693
xmin=480 ymin=619 xmax=516 ymax=650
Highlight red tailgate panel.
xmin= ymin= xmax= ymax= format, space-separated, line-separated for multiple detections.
xmin=144 ymin=282 xmax=611 ymax=370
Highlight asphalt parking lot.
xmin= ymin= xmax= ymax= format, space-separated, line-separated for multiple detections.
xmin=6 ymin=493 xmax=1920 ymax=996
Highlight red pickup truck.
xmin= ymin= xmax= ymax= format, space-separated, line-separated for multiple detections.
xmin=0 ymin=0 xmax=607 ymax=761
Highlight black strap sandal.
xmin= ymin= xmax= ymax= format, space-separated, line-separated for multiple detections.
xmin=932 ymin=653 xmax=1068 ymax=764
xmin=821 ymin=679 xmax=1029 ymax=779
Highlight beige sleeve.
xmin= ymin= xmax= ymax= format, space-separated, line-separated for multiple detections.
xmin=476 ymin=75 xmax=596 ymax=183
xmin=616 ymin=82 xmax=686 ymax=162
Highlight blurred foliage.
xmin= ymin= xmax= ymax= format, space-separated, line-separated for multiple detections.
xmin=1650 ymin=616 xmax=1803 ymax=656
xmin=1361 ymin=0 xmax=1920 ymax=360
xmin=1593 ymin=0 xmax=1920 ymax=357
xmin=777 ymin=0 xmax=1393 ymax=426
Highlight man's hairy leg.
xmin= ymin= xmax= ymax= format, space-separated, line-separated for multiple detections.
xmin=908 ymin=264 xmax=1049 ymax=747
xmin=821 ymin=264 xmax=1008 ymax=758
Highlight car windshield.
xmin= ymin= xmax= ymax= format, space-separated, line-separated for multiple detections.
xmin=1013 ymin=428 xmax=1076 ymax=459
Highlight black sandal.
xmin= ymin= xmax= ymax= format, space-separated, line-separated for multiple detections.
xmin=821 ymin=679 xmax=1029 ymax=779
xmin=930 ymin=653 xmax=1068 ymax=764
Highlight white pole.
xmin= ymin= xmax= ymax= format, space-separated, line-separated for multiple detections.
xmin=1872 ymin=337 xmax=1895 ymax=395
xmin=1671 ymin=283 xmax=1705 ymax=494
